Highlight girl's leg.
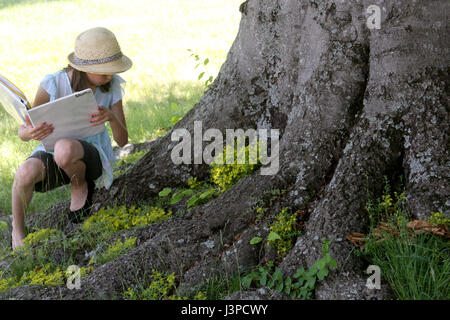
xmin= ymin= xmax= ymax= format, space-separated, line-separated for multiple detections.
xmin=53 ymin=138 xmax=87 ymax=211
xmin=11 ymin=158 xmax=46 ymax=249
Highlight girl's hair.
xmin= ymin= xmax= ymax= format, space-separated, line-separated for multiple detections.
xmin=64 ymin=65 xmax=111 ymax=93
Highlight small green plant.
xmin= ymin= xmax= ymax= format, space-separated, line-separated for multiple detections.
xmin=266 ymin=207 xmax=301 ymax=257
xmin=123 ymin=269 xmax=177 ymax=300
xmin=429 ymin=211 xmax=450 ymax=227
xmin=0 ymin=262 xmax=93 ymax=294
xmin=186 ymin=187 xmax=217 ymax=208
xmin=190 ymin=270 xmax=244 ymax=300
xmin=82 ymin=205 xmax=172 ymax=234
xmin=7 ymin=229 xmax=65 ymax=278
xmin=210 ymin=137 xmax=262 ymax=192
xmin=243 ymin=239 xmax=337 ymax=299
xmin=116 ymin=150 xmax=146 ymax=168
xmin=187 ymin=49 xmax=214 ymax=88
xmin=169 ymin=102 xmax=183 ymax=126
xmin=158 ymin=177 xmax=220 ymax=209
xmin=89 ymin=237 xmax=137 ymax=266
xmin=114 ymin=150 xmax=146 ymax=177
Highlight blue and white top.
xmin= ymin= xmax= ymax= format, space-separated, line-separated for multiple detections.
xmin=30 ymin=69 xmax=126 ymax=190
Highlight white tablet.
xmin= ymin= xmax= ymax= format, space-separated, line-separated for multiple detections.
xmin=27 ymin=89 xmax=106 ymax=151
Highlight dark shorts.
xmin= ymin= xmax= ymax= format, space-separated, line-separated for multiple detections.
xmin=28 ymin=139 xmax=102 ymax=193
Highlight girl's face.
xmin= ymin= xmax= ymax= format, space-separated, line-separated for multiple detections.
xmin=86 ymin=73 xmax=114 ymax=87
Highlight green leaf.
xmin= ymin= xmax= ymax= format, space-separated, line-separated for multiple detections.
xmin=306 ymin=276 xmax=316 ymax=289
xmin=273 ymin=268 xmax=283 ymax=285
xmin=267 ymin=231 xmax=281 ymax=242
xmin=242 ymin=273 xmax=257 ymax=288
xmin=170 ymin=102 xmax=179 ymax=111
xmin=158 ymin=188 xmax=172 ymax=197
xmin=309 ymin=263 xmax=319 ymax=275
xmin=187 ymin=193 xmax=201 ymax=208
xmin=199 ymin=188 xmax=214 ymax=199
xmin=300 ymin=288 xmax=308 ymax=299
xmin=317 ymin=268 xmax=328 ymax=281
xmin=260 ymin=271 xmax=267 ymax=286
xmin=293 ymin=268 xmax=305 ymax=279
xmin=276 ymin=280 xmax=284 ymax=292
xmin=250 ymin=237 xmax=262 ymax=245
xmin=170 ymin=190 xmax=186 ymax=204
xmin=267 ymin=276 xmax=274 ymax=288
xmin=284 ymin=277 xmax=292 ymax=294
xmin=198 ymin=72 xmax=205 ymax=80
xmin=317 ymin=259 xmax=326 ymax=270
xmin=170 ymin=116 xmax=180 ymax=124
xmin=181 ymin=189 xmax=196 ymax=196
xmin=204 ymin=58 xmax=209 ymax=65
xmin=328 ymin=258 xmax=338 ymax=269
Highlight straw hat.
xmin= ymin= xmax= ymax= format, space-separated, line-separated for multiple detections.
xmin=68 ymin=27 xmax=132 ymax=75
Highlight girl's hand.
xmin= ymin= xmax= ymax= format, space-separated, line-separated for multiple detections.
xmin=90 ymin=106 xmax=116 ymax=126
xmin=19 ymin=115 xmax=54 ymax=141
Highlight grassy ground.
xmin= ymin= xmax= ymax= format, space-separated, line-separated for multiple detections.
xmin=0 ymin=0 xmax=243 ymax=214
xmin=359 ymin=180 xmax=450 ymax=299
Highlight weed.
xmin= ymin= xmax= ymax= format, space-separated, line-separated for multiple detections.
xmin=243 ymin=239 xmax=337 ymax=299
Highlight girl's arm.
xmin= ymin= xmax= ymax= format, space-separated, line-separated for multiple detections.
xmin=18 ymin=86 xmax=54 ymax=141
xmin=109 ymin=100 xmax=128 ymax=147
xmin=91 ymin=100 xmax=128 ymax=147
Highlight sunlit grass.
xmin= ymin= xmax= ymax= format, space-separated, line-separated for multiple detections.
xmin=0 ymin=0 xmax=243 ymax=214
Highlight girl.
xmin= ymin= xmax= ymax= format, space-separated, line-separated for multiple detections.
xmin=11 ymin=27 xmax=132 ymax=250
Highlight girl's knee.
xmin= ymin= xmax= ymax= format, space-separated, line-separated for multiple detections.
xmin=14 ymin=159 xmax=45 ymax=187
xmin=54 ymin=139 xmax=80 ymax=167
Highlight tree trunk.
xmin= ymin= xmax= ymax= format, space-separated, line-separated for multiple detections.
xmin=4 ymin=0 xmax=448 ymax=300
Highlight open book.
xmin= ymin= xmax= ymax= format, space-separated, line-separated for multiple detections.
xmin=0 ymin=74 xmax=105 ymax=151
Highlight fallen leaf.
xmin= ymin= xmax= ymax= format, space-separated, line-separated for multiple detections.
xmin=407 ymin=220 xmax=449 ymax=238
xmin=346 ymin=233 xmax=367 ymax=247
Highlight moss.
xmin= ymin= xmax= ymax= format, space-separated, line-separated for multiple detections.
xmin=429 ymin=211 xmax=450 ymax=227
xmin=90 ymin=237 xmax=137 ymax=266
xmin=82 ymin=205 xmax=172 ymax=234
xmin=123 ymin=269 xmax=209 ymax=300
xmin=187 ymin=177 xmax=202 ymax=189
xmin=22 ymin=228 xmax=59 ymax=247
xmin=267 ymin=207 xmax=301 ymax=257
xmin=114 ymin=150 xmax=146 ymax=177
xmin=0 ymin=264 xmax=94 ymax=294
xmin=123 ymin=269 xmax=177 ymax=300
xmin=210 ymin=137 xmax=262 ymax=192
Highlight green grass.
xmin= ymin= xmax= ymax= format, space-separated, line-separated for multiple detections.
xmin=364 ymin=230 xmax=450 ymax=299
xmin=360 ymin=179 xmax=450 ymax=300
xmin=0 ymin=0 xmax=243 ymax=214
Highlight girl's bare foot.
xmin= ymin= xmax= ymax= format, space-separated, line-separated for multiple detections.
xmin=70 ymin=180 xmax=88 ymax=211
xmin=12 ymin=230 xmax=25 ymax=250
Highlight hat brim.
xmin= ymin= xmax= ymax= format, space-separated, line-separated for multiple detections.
xmin=68 ymin=52 xmax=132 ymax=75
